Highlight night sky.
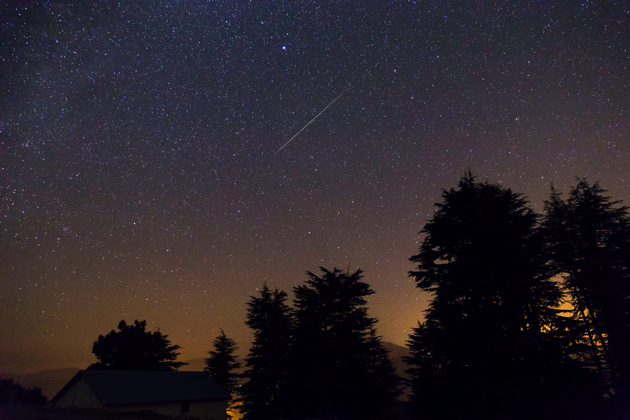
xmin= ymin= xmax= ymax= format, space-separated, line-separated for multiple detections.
xmin=2 ymin=1 xmax=629 ymax=374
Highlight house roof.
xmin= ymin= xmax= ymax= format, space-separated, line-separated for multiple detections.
xmin=50 ymin=370 xmax=230 ymax=406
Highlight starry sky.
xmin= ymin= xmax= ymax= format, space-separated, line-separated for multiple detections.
xmin=2 ymin=1 xmax=629 ymax=374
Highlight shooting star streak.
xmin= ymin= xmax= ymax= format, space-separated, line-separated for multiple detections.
xmin=274 ymin=93 xmax=343 ymax=155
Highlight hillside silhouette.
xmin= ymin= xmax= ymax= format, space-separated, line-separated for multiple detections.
xmin=1 ymin=368 xmax=80 ymax=400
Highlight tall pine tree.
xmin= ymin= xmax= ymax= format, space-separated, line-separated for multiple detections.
xmin=284 ymin=267 xmax=401 ymax=420
xmin=240 ymin=284 xmax=293 ymax=420
xmin=542 ymin=179 xmax=630 ymax=410
xmin=407 ymin=174 xmax=601 ymax=420
xmin=205 ymin=330 xmax=241 ymax=399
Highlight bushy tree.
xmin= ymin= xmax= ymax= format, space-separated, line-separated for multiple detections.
xmin=542 ymin=179 xmax=630 ymax=408
xmin=284 ymin=267 xmax=401 ymax=420
xmin=406 ymin=174 xmax=602 ymax=419
xmin=88 ymin=320 xmax=186 ymax=371
xmin=240 ymin=284 xmax=293 ymax=420
xmin=0 ymin=377 xmax=47 ymax=405
xmin=205 ymin=329 xmax=241 ymax=398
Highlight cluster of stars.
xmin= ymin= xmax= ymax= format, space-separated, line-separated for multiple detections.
xmin=1 ymin=0 xmax=629 ymax=374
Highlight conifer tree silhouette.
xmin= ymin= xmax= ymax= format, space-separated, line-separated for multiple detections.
xmin=240 ymin=284 xmax=293 ymax=420
xmin=284 ymin=267 xmax=401 ymax=420
xmin=205 ymin=329 xmax=241 ymax=399
xmin=542 ymin=178 xmax=630 ymax=412
xmin=406 ymin=174 xmax=603 ymax=420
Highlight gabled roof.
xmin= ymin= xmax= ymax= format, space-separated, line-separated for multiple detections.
xmin=50 ymin=370 xmax=230 ymax=406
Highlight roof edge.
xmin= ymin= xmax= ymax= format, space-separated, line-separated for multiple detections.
xmin=49 ymin=370 xmax=86 ymax=405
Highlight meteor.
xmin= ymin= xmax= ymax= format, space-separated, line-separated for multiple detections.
xmin=274 ymin=93 xmax=343 ymax=155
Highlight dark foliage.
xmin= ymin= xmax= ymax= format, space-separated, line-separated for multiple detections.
xmin=406 ymin=174 xmax=605 ymax=420
xmin=88 ymin=320 xmax=186 ymax=371
xmin=283 ymin=267 xmax=402 ymax=420
xmin=542 ymin=179 xmax=630 ymax=411
xmin=0 ymin=377 xmax=47 ymax=405
xmin=240 ymin=284 xmax=293 ymax=420
xmin=0 ymin=404 xmax=183 ymax=420
xmin=204 ymin=329 xmax=241 ymax=398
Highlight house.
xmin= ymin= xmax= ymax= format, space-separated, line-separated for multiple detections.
xmin=50 ymin=370 xmax=230 ymax=420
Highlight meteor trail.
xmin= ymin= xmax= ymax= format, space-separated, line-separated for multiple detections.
xmin=274 ymin=93 xmax=343 ymax=155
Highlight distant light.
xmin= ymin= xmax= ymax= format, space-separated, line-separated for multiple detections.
xmin=282 ymin=46 xmax=286 ymax=50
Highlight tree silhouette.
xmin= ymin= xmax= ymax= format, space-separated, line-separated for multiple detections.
xmin=542 ymin=179 xmax=630 ymax=410
xmin=240 ymin=284 xmax=293 ymax=420
xmin=404 ymin=321 xmax=445 ymax=420
xmin=283 ymin=267 xmax=402 ymax=420
xmin=0 ymin=377 xmax=47 ymax=405
xmin=406 ymin=174 xmax=602 ymax=419
xmin=88 ymin=320 xmax=186 ymax=371
xmin=205 ymin=329 xmax=241 ymax=399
